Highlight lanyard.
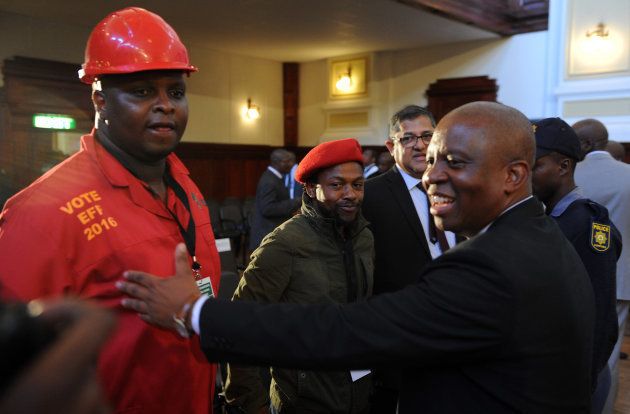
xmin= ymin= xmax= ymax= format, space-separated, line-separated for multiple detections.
xmin=163 ymin=171 xmax=201 ymax=274
xmin=96 ymin=137 xmax=211 ymax=293
xmin=163 ymin=171 xmax=214 ymax=297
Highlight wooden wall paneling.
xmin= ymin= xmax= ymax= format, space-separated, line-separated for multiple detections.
xmin=175 ymin=143 xmax=275 ymax=202
xmin=175 ymin=142 xmax=326 ymax=202
xmin=168 ymin=137 xmax=630 ymax=204
xmin=1 ymin=56 xmax=93 ymax=192
xmin=397 ymin=0 xmax=548 ymax=35
xmin=285 ymin=146 xmax=311 ymax=162
xmin=241 ymin=158 xmax=270 ymax=197
xmin=283 ymin=63 xmax=299 ymax=147
xmin=178 ymin=157 xmax=219 ymax=202
xmin=426 ymin=76 xmax=498 ymax=122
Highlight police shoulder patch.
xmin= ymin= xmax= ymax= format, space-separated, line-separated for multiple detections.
xmin=591 ymin=221 xmax=611 ymax=252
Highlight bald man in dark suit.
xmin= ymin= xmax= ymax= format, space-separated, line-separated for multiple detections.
xmin=120 ymin=102 xmax=596 ymax=414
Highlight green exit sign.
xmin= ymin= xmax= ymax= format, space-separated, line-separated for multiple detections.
xmin=33 ymin=114 xmax=76 ymax=130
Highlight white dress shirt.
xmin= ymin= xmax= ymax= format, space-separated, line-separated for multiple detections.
xmin=397 ymin=165 xmax=455 ymax=259
xmin=267 ymin=165 xmax=283 ymax=179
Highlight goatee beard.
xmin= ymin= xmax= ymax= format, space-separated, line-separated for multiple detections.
xmin=316 ymin=201 xmax=360 ymax=228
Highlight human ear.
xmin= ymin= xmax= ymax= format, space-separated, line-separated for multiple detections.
xmin=92 ymin=90 xmax=107 ymax=124
xmin=558 ymin=158 xmax=571 ymax=176
xmin=505 ymin=160 xmax=529 ymax=193
xmin=304 ymin=183 xmax=316 ymax=198
xmin=385 ymin=139 xmax=395 ymax=155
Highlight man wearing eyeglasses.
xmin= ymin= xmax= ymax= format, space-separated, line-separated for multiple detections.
xmin=362 ymin=105 xmax=457 ymax=412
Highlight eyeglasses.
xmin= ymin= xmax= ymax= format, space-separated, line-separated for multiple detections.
xmin=392 ymin=132 xmax=433 ymax=148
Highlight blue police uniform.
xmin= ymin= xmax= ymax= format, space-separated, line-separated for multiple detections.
xmin=549 ymin=187 xmax=621 ymax=390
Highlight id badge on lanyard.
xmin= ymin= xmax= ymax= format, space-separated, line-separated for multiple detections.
xmin=164 ymin=171 xmax=215 ymax=298
xmin=192 ymin=257 xmax=215 ymax=298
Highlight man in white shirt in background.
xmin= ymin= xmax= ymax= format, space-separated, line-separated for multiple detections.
xmin=248 ymin=149 xmax=300 ymax=253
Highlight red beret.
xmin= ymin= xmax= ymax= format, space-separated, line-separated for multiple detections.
xmin=295 ymin=138 xmax=363 ymax=184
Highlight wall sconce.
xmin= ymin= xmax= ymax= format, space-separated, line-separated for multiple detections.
xmin=579 ymin=21 xmax=614 ymax=60
xmin=335 ymin=67 xmax=353 ymax=92
xmin=569 ymin=19 xmax=625 ymax=76
xmin=586 ymin=23 xmax=609 ymax=38
xmin=330 ymin=57 xmax=367 ymax=99
xmin=244 ymin=98 xmax=260 ymax=121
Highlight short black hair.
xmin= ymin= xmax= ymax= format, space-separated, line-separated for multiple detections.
xmin=270 ymin=148 xmax=293 ymax=163
xmin=389 ymin=105 xmax=436 ymax=137
xmin=304 ymin=174 xmax=318 ymax=185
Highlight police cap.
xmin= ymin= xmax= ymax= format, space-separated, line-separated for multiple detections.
xmin=533 ymin=117 xmax=583 ymax=161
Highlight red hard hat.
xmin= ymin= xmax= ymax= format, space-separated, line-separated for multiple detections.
xmin=79 ymin=7 xmax=197 ymax=83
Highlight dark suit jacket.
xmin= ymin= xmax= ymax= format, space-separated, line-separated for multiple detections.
xmin=200 ymin=198 xmax=595 ymax=413
xmin=363 ymin=166 xmax=432 ymax=294
xmin=249 ymin=169 xmax=300 ymax=250
xmin=554 ymin=198 xmax=621 ymax=385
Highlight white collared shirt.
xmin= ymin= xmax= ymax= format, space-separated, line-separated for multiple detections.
xmin=397 ymin=165 xmax=456 ymax=258
xmin=364 ymin=164 xmax=379 ymax=178
xmin=267 ymin=166 xmax=283 ymax=179
xmin=284 ymin=164 xmax=298 ymax=199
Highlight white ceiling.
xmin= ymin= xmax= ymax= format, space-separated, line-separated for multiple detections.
xmin=0 ymin=0 xmax=498 ymax=62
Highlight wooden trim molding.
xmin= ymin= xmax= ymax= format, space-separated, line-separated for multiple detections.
xmin=426 ymin=75 xmax=498 ymax=122
xmin=283 ymin=63 xmax=299 ymax=147
xmin=398 ymin=0 xmax=548 ymax=36
xmin=176 ymin=143 xmax=315 ymax=201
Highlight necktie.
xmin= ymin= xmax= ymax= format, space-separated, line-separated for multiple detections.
xmin=285 ymin=173 xmax=295 ymax=199
xmin=417 ymin=183 xmax=450 ymax=253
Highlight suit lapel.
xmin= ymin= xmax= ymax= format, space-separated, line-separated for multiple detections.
xmin=386 ymin=167 xmax=431 ymax=256
xmin=265 ymin=170 xmax=290 ymax=198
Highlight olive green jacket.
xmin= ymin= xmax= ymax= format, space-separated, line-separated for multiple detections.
xmin=224 ymin=195 xmax=374 ymax=414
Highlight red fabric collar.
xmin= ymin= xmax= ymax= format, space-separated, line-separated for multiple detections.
xmin=81 ymin=129 xmax=191 ymax=219
xmin=82 ymin=129 xmax=190 ymax=188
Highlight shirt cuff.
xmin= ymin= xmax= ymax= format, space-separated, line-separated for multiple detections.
xmin=191 ymin=294 xmax=210 ymax=335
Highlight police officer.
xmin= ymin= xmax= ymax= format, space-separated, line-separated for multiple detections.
xmin=531 ymin=117 xmax=622 ymax=414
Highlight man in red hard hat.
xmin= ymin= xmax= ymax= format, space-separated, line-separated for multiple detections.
xmin=0 ymin=7 xmax=221 ymax=413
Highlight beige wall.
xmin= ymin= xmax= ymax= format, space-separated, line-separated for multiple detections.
xmin=548 ymin=0 xmax=630 ymax=141
xmin=2 ymin=3 xmax=627 ymax=148
xmin=388 ymin=33 xmax=548 ymax=118
xmin=0 ymin=10 xmax=560 ymax=148
xmin=0 ymin=11 xmax=284 ymax=146
xmin=185 ymin=50 xmax=283 ymax=145
xmin=299 ymin=32 xmax=548 ymax=146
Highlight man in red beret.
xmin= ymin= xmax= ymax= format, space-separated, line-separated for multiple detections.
xmin=221 ymin=138 xmax=374 ymax=413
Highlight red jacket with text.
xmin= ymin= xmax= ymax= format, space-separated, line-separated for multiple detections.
xmin=0 ymin=132 xmax=221 ymax=414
